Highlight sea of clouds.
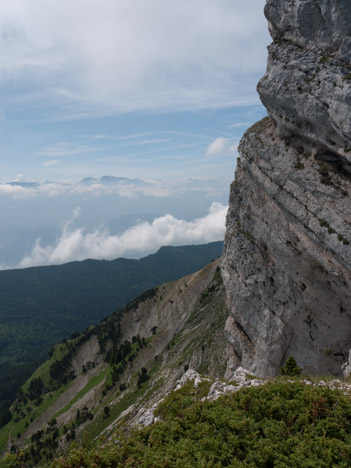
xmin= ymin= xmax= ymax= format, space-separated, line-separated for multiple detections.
xmin=0 ymin=177 xmax=229 ymax=268
xmin=18 ymin=202 xmax=227 ymax=268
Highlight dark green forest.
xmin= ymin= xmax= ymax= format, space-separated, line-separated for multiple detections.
xmin=0 ymin=241 xmax=222 ymax=416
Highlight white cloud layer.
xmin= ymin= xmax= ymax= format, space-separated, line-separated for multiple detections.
xmin=0 ymin=177 xmax=231 ymax=200
xmin=206 ymin=137 xmax=237 ymax=157
xmin=0 ymin=0 xmax=268 ymax=114
xmin=18 ymin=202 xmax=227 ymax=268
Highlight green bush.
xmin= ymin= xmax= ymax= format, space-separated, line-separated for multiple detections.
xmin=37 ymin=379 xmax=351 ymax=467
xmin=280 ymin=356 xmax=302 ymax=376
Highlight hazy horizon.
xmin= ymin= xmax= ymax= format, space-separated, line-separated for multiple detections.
xmin=0 ymin=174 xmax=230 ymax=269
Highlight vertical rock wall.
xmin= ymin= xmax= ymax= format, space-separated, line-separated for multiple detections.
xmin=222 ymin=0 xmax=351 ymax=378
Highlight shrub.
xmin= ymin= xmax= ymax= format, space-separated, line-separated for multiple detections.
xmin=45 ymin=380 xmax=351 ymax=467
xmin=137 ymin=368 xmax=149 ymax=388
xmin=103 ymin=406 xmax=110 ymax=419
xmin=280 ymin=356 xmax=302 ymax=376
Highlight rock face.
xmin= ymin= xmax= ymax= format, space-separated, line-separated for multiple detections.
xmin=222 ymin=0 xmax=351 ymax=378
xmin=260 ymin=0 xmax=351 ymax=171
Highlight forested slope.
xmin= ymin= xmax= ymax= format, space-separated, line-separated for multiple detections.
xmin=0 ymin=241 xmax=223 ymax=418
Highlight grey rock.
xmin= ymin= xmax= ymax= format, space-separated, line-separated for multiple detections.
xmin=206 ymin=381 xmax=238 ymax=400
xmin=222 ymin=118 xmax=351 ymax=377
xmin=342 ymin=350 xmax=351 ymax=377
xmin=134 ymin=405 xmax=160 ymax=427
xmin=265 ymin=0 xmax=351 ymax=55
xmin=222 ymin=0 xmax=351 ymax=378
xmin=259 ymin=0 xmax=351 ymax=168
xmin=176 ymin=368 xmax=264 ymax=402
xmin=174 ymin=369 xmax=207 ymax=390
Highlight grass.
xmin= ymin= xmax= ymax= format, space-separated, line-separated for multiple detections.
xmin=0 ymin=337 xmax=89 ymax=452
xmin=0 ymin=378 xmax=76 ymax=454
xmin=22 ymin=337 xmax=80 ymax=392
xmin=52 ymin=367 xmax=108 ymax=421
xmin=137 ymin=361 xmax=162 ymax=404
xmin=86 ymin=384 xmax=146 ymax=442
xmin=79 ymin=358 xmax=163 ymax=443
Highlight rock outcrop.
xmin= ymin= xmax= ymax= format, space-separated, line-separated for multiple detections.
xmin=222 ymin=0 xmax=351 ymax=378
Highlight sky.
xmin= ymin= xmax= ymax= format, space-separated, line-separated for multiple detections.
xmin=0 ymin=0 xmax=270 ymax=267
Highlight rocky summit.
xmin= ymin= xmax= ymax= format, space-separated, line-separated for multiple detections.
xmin=222 ymin=0 xmax=351 ymax=378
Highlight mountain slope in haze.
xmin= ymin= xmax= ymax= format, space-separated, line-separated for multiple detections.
xmin=0 ymin=259 xmax=232 ymax=464
xmin=0 ymin=241 xmax=223 ymax=416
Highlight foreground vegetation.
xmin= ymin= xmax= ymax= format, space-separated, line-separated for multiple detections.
xmin=4 ymin=376 xmax=351 ymax=467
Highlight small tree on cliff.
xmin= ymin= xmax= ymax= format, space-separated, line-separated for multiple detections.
xmin=280 ymin=356 xmax=302 ymax=377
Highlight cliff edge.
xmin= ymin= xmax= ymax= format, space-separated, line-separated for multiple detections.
xmin=222 ymin=0 xmax=351 ymax=378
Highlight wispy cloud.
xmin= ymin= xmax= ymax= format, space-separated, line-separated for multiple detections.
xmin=18 ymin=202 xmax=227 ymax=267
xmin=0 ymin=176 xmax=231 ymax=200
xmin=0 ymin=0 xmax=269 ymax=116
xmin=38 ymin=142 xmax=100 ymax=157
xmin=0 ymin=184 xmax=37 ymax=199
xmin=43 ymin=159 xmax=60 ymax=166
xmin=78 ymin=132 xmax=152 ymax=142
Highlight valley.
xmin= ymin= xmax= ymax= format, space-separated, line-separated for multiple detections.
xmin=0 ymin=259 xmax=230 ymax=464
xmin=0 ymin=242 xmax=223 ymax=421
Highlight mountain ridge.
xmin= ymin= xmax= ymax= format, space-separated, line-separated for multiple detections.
xmin=0 ymin=241 xmax=223 ymax=419
xmin=0 ymin=258 xmax=232 ymax=463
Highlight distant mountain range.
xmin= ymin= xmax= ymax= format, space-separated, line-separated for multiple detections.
xmin=0 ymin=241 xmax=223 ymax=413
xmin=8 ymin=182 xmax=40 ymax=188
xmin=2 ymin=176 xmax=149 ymax=188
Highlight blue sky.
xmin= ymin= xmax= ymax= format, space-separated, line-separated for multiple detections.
xmin=0 ymin=0 xmax=271 ymax=268
xmin=0 ymin=0 xmax=269 ymax=182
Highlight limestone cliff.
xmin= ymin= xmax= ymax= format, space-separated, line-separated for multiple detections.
xmin=222 ymin=0 xmax=351 ymax=378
